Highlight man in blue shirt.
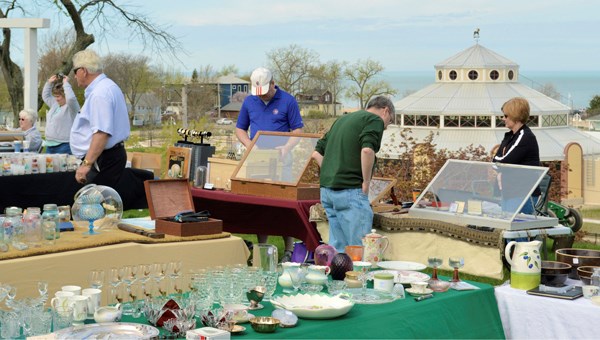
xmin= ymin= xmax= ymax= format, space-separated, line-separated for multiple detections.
xmin=235 ymin=67 xmax=304 ymax=262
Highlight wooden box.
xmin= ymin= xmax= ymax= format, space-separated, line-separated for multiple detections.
xmin=207 ymin=157 xmax=238 ymax=189
xmin=144 ymin=179 xmax=223 ymax=236
xmin=230 ymin=131 xmax=322 ymax=201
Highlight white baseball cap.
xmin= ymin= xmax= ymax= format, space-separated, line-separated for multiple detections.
xmin=250 ymin=67 xmax=272 ymax=96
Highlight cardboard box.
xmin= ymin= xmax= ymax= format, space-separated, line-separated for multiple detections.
xmin=144 ymin=179 xmax=223 ymax=236
xmin=128 ymin=152 xmax=162 ymax=177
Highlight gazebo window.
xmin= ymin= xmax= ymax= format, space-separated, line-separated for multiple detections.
xmin=508 ymin=70 xmax=514 ymax=80
xmin=477 ymin=116 xmax=491 ymax=127
xmin=468 ymin=70 xmax=478 ymax=80
xmin=461 ymin=116 xmax=475 ymax=127
xmin=445 ymin=115 xmax=459 ymax=127
xmin=526 ymin=115 xmax=538 ymax=126
xmin=490 ymin=70 xmax=499 ymax=80
xmin=429 ymin=116 xmax=440 ymax=127
xmin=416 ymin=115 xmax=428 ymax=126
xmin=542 ymin=114 xmax=568 ymax=127
xmin=497 ymin=116 xmax=506 ymax=127
xmin=449 ymin=70 xmax=457 ymax=80
xmin=438 ymin=70 xmax=442 ymax=80
xmin=404 ymin=115 xmax=416 ymax=126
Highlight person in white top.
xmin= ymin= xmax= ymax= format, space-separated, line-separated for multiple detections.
xmin=70 ymin=49 xmax=130 ymax=186
xmin=18 ymin=109 xmax=42 ymax=153
xmin=42 ymin=74 xmax=80 ymax=154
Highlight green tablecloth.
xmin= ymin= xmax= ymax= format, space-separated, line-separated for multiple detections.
xmin=119 ymin=279 xmax=505 ymax=339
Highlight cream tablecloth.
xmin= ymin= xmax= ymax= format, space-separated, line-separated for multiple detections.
xmin=494 ymin=279 xmax=598 ymax=339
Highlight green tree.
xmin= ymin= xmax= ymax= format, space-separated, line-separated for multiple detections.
xmin=191 ymin=69 xmax=199 ymax=83
xmin=589 ymin=95 xmax=600 ymax=114
xmin=344 ymin=59 xmax=396 ymax=109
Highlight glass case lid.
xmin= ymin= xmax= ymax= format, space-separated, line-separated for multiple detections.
xmin=411 ymin=159 xmax=548 ymax=222
xmin=231 ymin=131 xmax=322 ymax=185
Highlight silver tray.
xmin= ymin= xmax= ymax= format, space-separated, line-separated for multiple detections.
xmin=54 ymin=322 xmax=160 ymax=339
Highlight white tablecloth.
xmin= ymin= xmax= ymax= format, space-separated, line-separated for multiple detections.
xmin=495 ymin=279 xmax=599 ymax=339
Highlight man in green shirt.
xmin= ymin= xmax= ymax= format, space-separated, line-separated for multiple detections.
xmin=311 ymin=96 xmax=395 ymax=252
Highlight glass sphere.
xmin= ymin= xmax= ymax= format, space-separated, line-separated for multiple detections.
xmin=72 ymin=184 xmax=123 ymax=230
xmin=314 ymin=244 xmax=338 ymax=267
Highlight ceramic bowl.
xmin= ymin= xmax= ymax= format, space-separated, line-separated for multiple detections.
xmin=94 ymin=305 xmax=122 ymax=323
xmin=428 ymin=280 xmax=451 ymax=292
xmin=577 ymin=265 xmax=600 ymax=285
xmin=270 ymin=293 xmax=354 ymax=319
xmin=556 ymin=248 xmax=600 ymax=279
xmin=541 ymin=261 xmax=571 ymax=286
xmin=249 ymin=317 xmax=280 ymax=333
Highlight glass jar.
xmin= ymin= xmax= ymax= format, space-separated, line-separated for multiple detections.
xmin=591 ymin=268 xmax=600 ymax=288
xmin=344 ymin=271 xmax=362 ymax=288
xmin=42 ymin=204 xmax=60 ymax=243
xmin=23 ymin=207 xmax=42 ymax=248
xmin=3 ymin=206 xmax=26 ymax=250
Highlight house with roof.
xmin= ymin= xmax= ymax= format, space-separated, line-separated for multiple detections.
xmin=295 ymin=89 xmax=343 ymax=116
xmin=130 ymin=92 xmax=161 ymax=126
xmin=380 ymin=38 xmax=600 ymax=206
xmin=215 ymin=73 xmax=250 ymax=110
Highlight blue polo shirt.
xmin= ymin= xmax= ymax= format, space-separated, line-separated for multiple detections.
xmin=237 ymin=86 xmax=304 ymax=142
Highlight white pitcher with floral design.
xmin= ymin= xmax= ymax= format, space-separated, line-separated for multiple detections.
xmin=362 ymin=229 xmax=389 ymax=268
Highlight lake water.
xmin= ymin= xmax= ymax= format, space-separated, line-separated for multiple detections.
xmin=376 ymin=70 xmax=600 ymax=110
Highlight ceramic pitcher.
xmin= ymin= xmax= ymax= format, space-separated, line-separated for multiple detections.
xmin=306 ymin=265 xmax=331 ymax=285
xmin=362 ymin=229 xmax=389 ymax=267
xmin=278 ymin=262 xmax=300 ymax=288
xmin=504 ymin=240 xmax=542 ymax=290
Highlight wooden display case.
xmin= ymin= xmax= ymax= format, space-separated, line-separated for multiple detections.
xmin=207 ymin=157 xmax=238 ymax=190
xmin=144 ymin=179 xmax=223 ymax=236
xmin=230 ymin=131 xmax=322 ymax=200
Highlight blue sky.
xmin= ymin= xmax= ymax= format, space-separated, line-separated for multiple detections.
xmin=20 ymin=0 xmax=599 ymax=74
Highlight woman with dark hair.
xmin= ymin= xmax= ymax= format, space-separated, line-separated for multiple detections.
xmin=42 ymin=74 xmax=80 ymax=154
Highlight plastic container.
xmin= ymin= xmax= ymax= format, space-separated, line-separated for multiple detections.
xmin=344 ymin=271 xmax=362 ymax=288
xmin=373 ymin=272 xmax=395 ymax=293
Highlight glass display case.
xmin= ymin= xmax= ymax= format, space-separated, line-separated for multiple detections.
xmin=408 ymin=159 xmax=558 ymax=230
xmin=230 ymin=131 xmax=321 ymax=200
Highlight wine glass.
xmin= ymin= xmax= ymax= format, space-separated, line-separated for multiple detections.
xmin=151 ymin=263 xmax=166 ymax=296
xmin=108 ymin=267 xmax=122 ymax=304
xmin=37 ymin=281 xmax=48 ymax=296
xmin=449 ymin=256 xmax=465 ymax=282
xmin=89 ymin=269 xmax=105 ymax=289
xmin=427 ymin=256 xmax=443 ymax=281
xmin=138 ymin=264 xmax=152 ymax=298
xmin=122 ymin=265 xmax=139 ymax=301
xmin=353 ymin=261 xmax=372 ymax=301
xmin=287 ymin=267 xmax=306 ymax=294
xmin=167 ymin=261 xmax=182 ymax=294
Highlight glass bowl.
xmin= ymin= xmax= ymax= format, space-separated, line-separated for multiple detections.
xmin=428 ymin=279 xmax=451 ymax=292
xmin=300 ymin=283 xmax=323 ymax=294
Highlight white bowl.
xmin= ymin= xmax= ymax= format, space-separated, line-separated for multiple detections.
xmin=270 ymin=293 xmax=354 ymax=319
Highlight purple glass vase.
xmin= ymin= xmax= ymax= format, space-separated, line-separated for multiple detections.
xmin=330 ymin=253 xmax=354 ymax=280
xmin=314 ymin=244 xmax=338 ymax=267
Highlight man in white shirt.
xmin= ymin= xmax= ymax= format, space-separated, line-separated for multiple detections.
xmin=70 ymin=49 xmax=130 ymax=187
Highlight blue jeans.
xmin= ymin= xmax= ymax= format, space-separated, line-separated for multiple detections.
xmin=320 ymin=187 xmax=373 ymax=253
xmin=46 ymin=143 xmax=71 ymax=154
xmin=502 ymin=196 xmax=539 ymax=215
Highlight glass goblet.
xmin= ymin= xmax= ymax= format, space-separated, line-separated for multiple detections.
xmin=37 ymin=281 xmax=48 ymax=296
xmin=427 ymin=256 xmax=443 ymax=281
xmin=89 ymin=269 xmax=105 ymax=289
xmin=288 ymin=267 xmax=306 ymax=294
xmin=449 ymin=256 xmax=465 ymax=282
xmin=138 ymin=264 xmax=152 ymax=298
xmin=352 ymin=261 xmax=372 ymax=300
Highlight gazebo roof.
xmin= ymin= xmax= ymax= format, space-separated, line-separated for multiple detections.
xmin=435 ymin=44 xmax=518 ymax=69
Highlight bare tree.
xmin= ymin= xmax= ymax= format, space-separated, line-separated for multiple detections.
xmin=0 ymin=0 xmax=182 ymax=125
xmin=103 ymin=53 xmax=155 ymax=120
xmin=345 ymin=58 xmax=396 ymax=109
xmin=267 ymin=44 xmax=319 ymax=95
xmin=539 ymin=83 xmax=561 ymax=101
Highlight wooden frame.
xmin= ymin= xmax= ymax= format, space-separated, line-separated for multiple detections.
xmin=369 ymin=177 xmax=397 ymax=205
xmin=165 ymin=146 xmax=191 ymax=179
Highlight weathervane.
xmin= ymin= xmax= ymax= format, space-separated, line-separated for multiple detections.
xmin=473 ymin=28 xmax=480 ymax=43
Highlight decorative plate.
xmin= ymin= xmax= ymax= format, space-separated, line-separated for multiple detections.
xmin=231 ymin=325 xmax=246 ymax=334
xmin=367 ymin=270 xmax=430 ymax=284
xmin=54 ymin=322 xmax=160 ymax=339
xmin=234 ymin=313 xmax=255 ymax=324
xmin=405 ymin=288 xmax=433 ymax=297
xmin=377 ymin=261 xmax=427 ymax=271
xmin=270 ymin=293 xmax=354 ymax=319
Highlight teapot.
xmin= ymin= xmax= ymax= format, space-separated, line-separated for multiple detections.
xmin=278 ymin=262 xmax=301 ymax=288
xmin=504 ymin=240 xmax=541 ymax=290
xmin=362 ymin=229 xmax=389 ymax=267
xmin=306 ymin=265 xmax=331 ymax=285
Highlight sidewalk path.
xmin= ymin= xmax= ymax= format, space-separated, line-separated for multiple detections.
xmin=583 ymin=218 xmax=600 ymax=224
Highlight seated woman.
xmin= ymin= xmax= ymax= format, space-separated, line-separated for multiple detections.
xmin=19 ymin=109 xmax=43 ymax=153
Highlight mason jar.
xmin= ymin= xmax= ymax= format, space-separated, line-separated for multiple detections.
xmin=42 ymin=204 xmax=60 ymax=243
xmin=23 ymin=207 xmax=42 ymax=248
xmin=4 ymin=206 xmax=26 ymax=250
